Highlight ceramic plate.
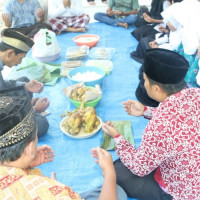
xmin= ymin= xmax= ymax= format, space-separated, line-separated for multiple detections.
xmin=60 ymin=116 xmax=102 ymax=139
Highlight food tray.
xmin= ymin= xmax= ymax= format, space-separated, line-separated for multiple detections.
xmin=66 ymin=46 xmax=89 ymax=60
xmin=85 ymin=60 xmax=113 ymax=75
xmin=89 ymin=47 xmax=115 ymax=60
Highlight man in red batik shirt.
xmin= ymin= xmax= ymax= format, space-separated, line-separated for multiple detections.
xmin=102 ymin=48 xmax=200 ymax=200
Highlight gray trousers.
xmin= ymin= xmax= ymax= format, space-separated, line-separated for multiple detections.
xmin=80 ymin=185 xmax=127 ymax=200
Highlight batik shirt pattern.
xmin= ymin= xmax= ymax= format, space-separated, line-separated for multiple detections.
xmin=114 ymin=88 xmax=200 ymax=200
xmin=0 ymin=166 xmax=81 ymax=200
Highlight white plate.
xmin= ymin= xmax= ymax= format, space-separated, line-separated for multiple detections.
xmin=60 ymin=116 xmax=102 ymax=139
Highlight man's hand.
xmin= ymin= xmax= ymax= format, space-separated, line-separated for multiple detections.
xmin=25 ymin=80 xmax=43 ymax=93
xmin=51 ymin=172 xmax=57 ymax=180
xmin=106 ymin=9 xmax=115 ymax=16
xmin=114 ymin=10 xmax=124 ymax=16
xmin=91 ymin=147 xmax=115 ymax=177
xmin=123 ymin=99 xmax=144 ymax=116
xmin=34 ymin=97 xmax=50 ymax=113
xmin=31 ymin=97 xmax=39 ymax=106
xmin=149 ymin=41 xmax=159 ymax=48
xmin=1 ymin=13 xmax=11 ymax=27
xmin=63 ymin=0 xmax=71 ymax=8
xmin=36 ymin=8 xmax=45 ymax=22
xmin=158 ymin=25 xmax=168 ymax=33
xmin=143 ymin=13 xmax=153 ymax=23
xmin=101 ymin=121 xmax=120 ymax=138
xmin=29 ymin=145 xmax=55 ymax=168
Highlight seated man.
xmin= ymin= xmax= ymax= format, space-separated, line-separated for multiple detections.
xmin=0 ymin=28 xmax=49 ymax=137
xmin=0 ymin=86 xmax=126 ymax=200
xmin=102 ymin=49 xmax=200 ymax=199
xmin=94 ymin=0 xmax=139 ymax=29
xmin=87 ymin=0 xmax=107 ymax=5
xmin=1 ymin=0 xmax=51 ymax=38
xmin=48 ymin=0 xmax=90 ymax=34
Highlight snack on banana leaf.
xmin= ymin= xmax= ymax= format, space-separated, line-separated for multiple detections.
xmin=63 ymin=83 xmax=102 ymax=102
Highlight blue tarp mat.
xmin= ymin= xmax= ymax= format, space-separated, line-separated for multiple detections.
xmin=30 ymin=22 xmax=149 ymax=200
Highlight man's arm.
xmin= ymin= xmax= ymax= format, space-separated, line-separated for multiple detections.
xmin=115 ymin=0 xmax=139 ymax=16
xmin=36 ymin=8 xmax=45 ymax=23
xmin=2 ymin=1 xmax=12 ymax=27
xmin=91 ymin=148 xmax=117 ymax=200
xmin=34 ymin=1 xmax=45 ymax=22
xmin=143 ymin=13 xmax=163 ymax=24
xmin=1 ymin=13 xmax=12 ymax=27
xmin=102 ymin=106 xmax=176 ymax=177
xmin=115 ymin=9 xmax=137 ymax=17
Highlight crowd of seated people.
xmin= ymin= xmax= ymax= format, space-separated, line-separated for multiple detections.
xmin=0 ymin=0 xmax=200 ymax=199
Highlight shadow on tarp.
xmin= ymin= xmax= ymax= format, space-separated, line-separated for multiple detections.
xmin=25 ymin=22 xmax=148 ymax=200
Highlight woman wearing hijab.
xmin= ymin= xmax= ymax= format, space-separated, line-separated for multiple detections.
xmin=131 ymin=0 xmax=174 ymax=41
xmin=133 ymin=2 xmax=184 ymax=107
xmin=173 ymin=0 xmax=200 ymax=86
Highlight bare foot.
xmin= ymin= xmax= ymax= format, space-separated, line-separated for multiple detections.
xmin=118 ymin=22 xmax=128 ymax=29
xmin=102 ymin=1 xmax=107 ymax=3
xmin=88 ymin=1 xmax=96 ymax=5
xmin=67 ymin=27 xmax=86 ymax=32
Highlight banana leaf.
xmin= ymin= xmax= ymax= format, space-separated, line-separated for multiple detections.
xmin=8 ymin=58 xmax=61 ymax=86
xmin=101 ymin=121 xmax=134 ymax=150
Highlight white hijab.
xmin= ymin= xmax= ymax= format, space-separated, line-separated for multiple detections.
xmin=161 ymin=3 xmax=180 ymax=30
xmin=172 ymin=0 xmax=200 ymax=55
xmin=160 ymin=3 xmax=183 ymax=51
xmin=196 ymin=60 xmax=200 ymax=85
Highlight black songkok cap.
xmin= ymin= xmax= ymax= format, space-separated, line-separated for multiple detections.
xmin=0 ymin=86 xmax=35 ymax=148
xmin=1 ymin=28 xmax=34 ymax=52
xmin=143 ymin=49 xmax=189 ymax=84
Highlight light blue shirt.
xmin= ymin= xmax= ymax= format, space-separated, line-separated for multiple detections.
xmin=0 ymin=58 xmax=24 ymax=89
xmin=0 ymin=59 xmax=6 ymax=89
xmin=4 ymin=0 xmax=41 ymax=28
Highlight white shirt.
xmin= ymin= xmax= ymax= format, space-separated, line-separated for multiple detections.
xmin=196 ymin=60 xmax=200 ymax=86
xmin=48 ymin=0 xmax=83 ymax=19
xmin=157 ymin=25 xmax=183 ymax=51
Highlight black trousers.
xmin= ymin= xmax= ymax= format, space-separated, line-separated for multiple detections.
xmin=16 ymin=77 xmax=49 ymax=138
xmin=131 ymin=24 xmax=159 ymax=41
xmin=114 ymin=159 xmax=173 ymax=200
xmin=11 ymin=22 xmax=52 ymax=38
xmin=130 ymin=34 xmax=155 ymax=64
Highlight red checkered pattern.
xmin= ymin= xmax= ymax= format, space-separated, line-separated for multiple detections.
xmin=48 ymin=14 xmax=90 ymax=34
